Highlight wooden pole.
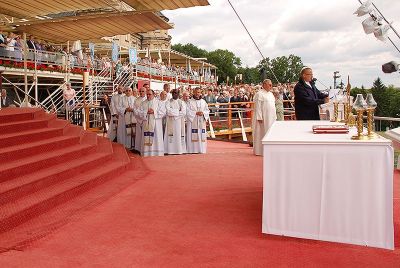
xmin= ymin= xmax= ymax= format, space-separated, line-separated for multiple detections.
xmin=228 ymin=103 xmax=232 ymax=140
xmin=83 ymin=71 xmax=89 ymax=129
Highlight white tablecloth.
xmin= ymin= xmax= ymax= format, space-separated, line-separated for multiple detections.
xmin=262 ymin=121 xmax=394 ymax=249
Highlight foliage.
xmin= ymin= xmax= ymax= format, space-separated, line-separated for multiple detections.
xmin=351 ymin=78 xmax=400 ymax=119
xmin=257 ymin=55 xmax=303 ymax=84
xmin=171 ymin=43 xmax=303 ymax=85
xmin=237 ymin=66 xmax=260 ymax=84
xmin=172 ymin=43 xmax=208 ymax=59
xmin=207 ymin=49 xmax=241 ymax=84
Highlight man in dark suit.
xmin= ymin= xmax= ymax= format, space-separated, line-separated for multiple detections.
xmin=26 ymin=35 xmax=36 ymax=50
xmin=1 ymin=89 xmax=13 ymax=108
xmin=294 ymin=67 xmax=329 ymax=120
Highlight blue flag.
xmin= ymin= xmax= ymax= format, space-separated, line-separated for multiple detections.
xmin=88 ymin=43 xmax=95 ymax=62
xmin=129 ymin=48 xmax=137 ymax=64
xmin=112 ymin=42 xmax=119 ymax=62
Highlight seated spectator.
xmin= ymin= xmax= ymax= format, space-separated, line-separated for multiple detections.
xmin=1 ymin=89 xmax=13 ymax=108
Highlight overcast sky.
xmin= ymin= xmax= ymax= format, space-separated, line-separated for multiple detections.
xmin=164 ymin=0 xmax=400 ymax=88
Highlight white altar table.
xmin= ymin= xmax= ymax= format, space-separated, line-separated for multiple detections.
xmin=262 ymin=121 xmax=394 ymax=249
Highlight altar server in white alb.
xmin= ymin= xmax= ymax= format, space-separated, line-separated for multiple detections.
xmin=164 ymin=88 xmax=187 ymax=155
xmin=252 ymin=79 xmax=277 ymax=156
xmin=108 ymin=85 xmax=127 ymax=145
xmin=138 ymin=89 xmax=166 ymax=157
xmin=186 ymin=88 xmax=210 ymax=154
xmin=133 ymin=86 xmax=147 ymax=153
xmin=124 ymin=87 xmax=136 ymax=149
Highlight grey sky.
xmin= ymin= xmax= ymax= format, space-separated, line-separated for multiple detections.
xmin=164 ymin=0 xmax=400 ymax=88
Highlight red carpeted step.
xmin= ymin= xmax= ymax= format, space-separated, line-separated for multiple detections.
xmin=0 ymin=160 xmax=130 ymax=233
xmin=0 ymin=108 xmax=36 ymax=123
xmin=0 ymin=143 xmax=97 ymax=182
xmin=0 ymin=118 xmax=49 ymax=135
xmin=0 ymin=127 xmax=63 ymax=148
xmin=0 ymin=152 xmax=113 ymax=206
xmin=0 ymin=136 xmax=80 ymax=163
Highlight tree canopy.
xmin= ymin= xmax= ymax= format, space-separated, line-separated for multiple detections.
xmin=171 ymin=43 xmax=303 ymax=85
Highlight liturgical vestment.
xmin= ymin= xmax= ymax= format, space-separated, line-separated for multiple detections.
xmin=252 ymin=90 xmax=276 ymax=156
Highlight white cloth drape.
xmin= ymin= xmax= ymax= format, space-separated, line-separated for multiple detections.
xmin=262 ymin=121 xmax=394 ymax=250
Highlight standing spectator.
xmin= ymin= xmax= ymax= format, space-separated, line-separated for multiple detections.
xmin=63 ymin=83 xmax=76 ymax=112
xmin=230 ymin=89 xmax=242 ymax=118
xmin=204 ymin=88 xmax=217 ymax=116
xmin=273 ymin=88 xmax=284 ymax=121
xmin=100 ymin=94 xmax=111 ymax=133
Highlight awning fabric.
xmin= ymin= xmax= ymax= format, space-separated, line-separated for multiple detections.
xmin=16 ymin=12 xmax=172 ymax=43
xmin=0 ymin=0 xmax=114 ymax=18
xmin=122 ymin=0 xmax=209 ymax=11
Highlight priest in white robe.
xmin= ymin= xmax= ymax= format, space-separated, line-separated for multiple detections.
xmin=186 ymin=88 xmax=210 ymax=154
xmin=138 ymin=89 xmax=166 ymax=157
xmin=124 ymin=88 xmax=136 ymax=149
xmin=133 ymin=87 xmax=147 ymax=153
xmin=108 ymin=85 xmax=127 ymax=145
xmin=164 ymin=88 xmax=187 ymax=155
xmin=252 ymin=79 xmax=277 ymax=156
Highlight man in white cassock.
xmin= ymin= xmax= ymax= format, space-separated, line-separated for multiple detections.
xmin=164 ymin=88 xmax=187 ymax=155
xmin=108 ymin=85 xmax=127 ymax=145
xmin=133 ymin=86 xmax=147 ymax=153
xmin=138 ymin=89 xmax=166 ymax=157
xmin=124 ymin=87 xmax=136 ymax=149
xmin=252 ymin=79 xmax=277 ymax=156
xmin=186 ymin=88 xmax=210 ymax=154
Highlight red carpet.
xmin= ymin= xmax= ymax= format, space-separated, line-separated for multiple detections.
xmin=0 ymin=138 xmax=398 ymax=267
xmin=0 ymin=108 xmax=142 ymax=251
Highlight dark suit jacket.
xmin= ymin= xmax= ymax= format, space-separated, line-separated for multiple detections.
xmin=294 ymin=79 xmax=327 ymax=120
xmin=1 ymin=96 xmax=13 ymax=107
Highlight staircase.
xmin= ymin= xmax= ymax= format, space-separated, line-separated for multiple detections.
xmin=0 ymin=108 xmax=147 ymax=252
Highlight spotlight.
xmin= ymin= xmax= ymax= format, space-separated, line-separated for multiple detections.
xmin=382 ymin=61 xmax=399 ymax=73
xmin=354 ymin=0 xmax=373 ymax=17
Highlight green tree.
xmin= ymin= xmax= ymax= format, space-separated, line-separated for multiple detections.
xmin=370 ymin=78 xmax=389 ymax=116
xmin=257 ymin=54 xmax=303 ymax=84
xmin=207 ymin=49 xmax=241 ymax=84
xmin=350 ymin=87 xmax=369 ymax=99
xmin=237 ymin=66 xmax=260 ymax=84
xmin=171 ymin=43 xmax=208 ymax=58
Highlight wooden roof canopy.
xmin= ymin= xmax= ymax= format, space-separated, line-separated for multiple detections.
xmin=137 ymin=49 xmax=217 ymax=69
xmin=0 ymin=0 xmax=209 ymax=42
xmin=16 ymin=12 xmax=172 ymax=43
xmin=0 ymin=0 xmax=210 ymax=18
xmin=123 ymin=0 xmax=209 ymax=11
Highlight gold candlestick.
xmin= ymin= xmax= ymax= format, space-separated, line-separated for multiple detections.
xmin=351 ymin=109 xmax=368 ymax=140
xmin=351 ymin=94 xmax=368 ymax=140
xmin=365 ymin=93 xmax=378 ymax=139
xmin=332 ymin=101 xmax=340 ymax=122
xmin=366 ymin=108 xmax=377 ymax=139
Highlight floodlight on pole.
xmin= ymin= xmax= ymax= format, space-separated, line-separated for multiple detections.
xmin=382 ymin=61 xmax=399 ymax=73
xmin=354 ymin=0 xmax=400 ymax=54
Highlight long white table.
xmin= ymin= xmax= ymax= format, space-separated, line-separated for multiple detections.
xmin=262 ymin=121 xmax=394 ymax=250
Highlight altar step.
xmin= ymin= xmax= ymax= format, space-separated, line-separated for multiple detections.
xmin=0 ymin=108 xmax=143 ymax=251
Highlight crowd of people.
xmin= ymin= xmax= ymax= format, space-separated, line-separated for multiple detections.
xmin=104 ymin=83 xmax=209 ymax=157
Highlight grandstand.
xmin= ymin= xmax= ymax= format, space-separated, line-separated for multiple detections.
xmin=0 ymin=0 xmax=215 ymax=126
